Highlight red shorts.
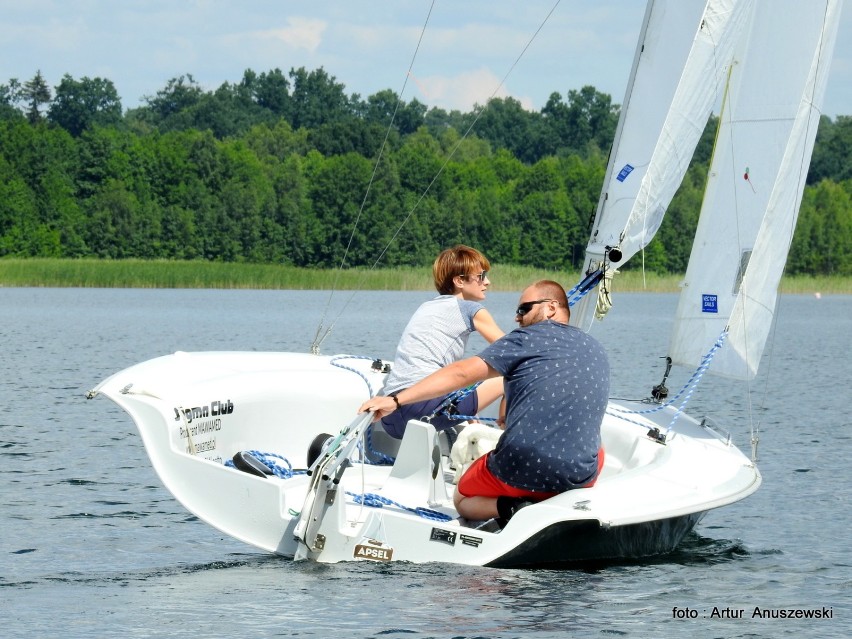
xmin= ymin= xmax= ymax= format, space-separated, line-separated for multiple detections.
xmin=457 ymin=448 xmax=605 ymax=499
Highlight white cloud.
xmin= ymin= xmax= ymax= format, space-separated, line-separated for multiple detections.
xmin=254 ymin=17 xmax=327 ymax=53
xmin=416 ymin=67 xmax=527 ymax=112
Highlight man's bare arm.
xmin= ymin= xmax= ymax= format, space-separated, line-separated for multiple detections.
xmin=358 ymin=355 xmax=498 ymax=419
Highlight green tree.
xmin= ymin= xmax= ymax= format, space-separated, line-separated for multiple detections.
xmin=513 ymin=189 xmax=578 ymax=270
xmin=288 ymin=67 xmax=351 ymax=130
xmin=83 ymin=179 xmax=161 ymax=257
xmin=358 ymin=89 xmax=426 ymax=136
xmin=243 ymin=120 xmax=309 ymax=162
xmin=181 ymin=83 xmax=262 ymax=138
xmin=809 ymin=115 xmax=852 ymax=184
xmin=647 ymin=162 xmax=706 ymax=273
xmin=0 ymin=154 xmax=37 ymax=255
xmin=572 ymin=85 xmax=619 ymax=153
xmin=423 ymin=106 xmax=474 ymax=140
xmin=251 ymin=68 xmax=291 ymax=116
xmin=267 ymin=153 xmax=311 ymax=265
xmin=394 ymin=127 xmax=446 ymax=196
xmin=692 ymin=114 xmax=718 ymax=166
xmin=307 ymin=119 xmax=387 ymax=157
xmin=437 ymin=127 xmax=491 ymax=164
xmin=159 ymin=204 xmax=198 ymax=259
xmin=216 ymin=139 xmax=276 ymax=261
xmin=360 ymin=89 xmax=401 ymax=127
xmin=77 ymin=126 xmax=139 ymax=198
xmin=561 ymin=152 xmax=607 ymax=266
xmin=143 ymin=74 xmax=204 ymax=130
xmin=303 ymin=151 xmax=374 ymax=266
xmin=515 ymin=155 xmax=562 ymax=200
xmin=0 ymin=79 xmax=25 ymax=121
xmin=543 ymin=85 xmax=618 ymax=156
xmin=21 ymin=71 xmax=52 ymax=124
xmin=48 ymin=75 xmax=122 ymax=136
xmin=473 ymin=96 xmax=541 ymax=163
xmin=789 ymin=179 xmax=852 ymax=275
xmin=0 ymin=118 xmax=80 ymax=252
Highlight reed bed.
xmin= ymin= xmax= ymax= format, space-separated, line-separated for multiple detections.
xmin=0 ymin=258 xmax=848 ymax=294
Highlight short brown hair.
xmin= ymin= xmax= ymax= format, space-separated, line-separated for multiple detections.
xmin=433 ymin=245 xmax=491 ymax=294
xmin=532 ymin=279 xmax=570 ymax=318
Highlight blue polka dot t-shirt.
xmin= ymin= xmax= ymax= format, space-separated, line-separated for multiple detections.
xmin=478 ymin=320 xmax=610 ymax=492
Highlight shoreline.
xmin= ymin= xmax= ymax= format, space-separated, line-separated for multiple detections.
xmin=0 ymin=258 xmax=848 ymax=294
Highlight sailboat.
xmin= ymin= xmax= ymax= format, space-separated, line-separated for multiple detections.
xmin=87 ymin=0 xmax=841 ymax=567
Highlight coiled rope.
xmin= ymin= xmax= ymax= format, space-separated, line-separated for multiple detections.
xmin=226 ymin=451 xmax=448 ymax=521
xmin=346 ymin=491 xmax=452 ymax=522
xmin=224 ymin=450 xmax=305 ymax=479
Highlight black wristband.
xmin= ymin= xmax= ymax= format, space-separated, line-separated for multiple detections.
xmin=392 ymin=395 xmax=401 ymax=409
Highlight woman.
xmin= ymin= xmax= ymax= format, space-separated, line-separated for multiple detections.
xmin=379 ymin=245 xmax=504 ymax=439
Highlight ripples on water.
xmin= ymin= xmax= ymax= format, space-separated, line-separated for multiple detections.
xmin=1 ymin=288 xmax=849 ymax=638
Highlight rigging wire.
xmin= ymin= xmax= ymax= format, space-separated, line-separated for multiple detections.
xmin=311 ymin=0 xmax=437 ymax=353
xmin=310 ymin=0 xmax=562 ymax=353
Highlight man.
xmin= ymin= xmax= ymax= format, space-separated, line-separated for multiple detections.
xmin=359 ymin=280 xmax=610 ymax=522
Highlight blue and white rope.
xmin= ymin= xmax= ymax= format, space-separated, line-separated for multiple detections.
xmin=330 ymin=355 xmax=397 ymax=464
xmin=329 ymin=354 xmax=380 ymax=396
xmin=224 ymin=450 xmax=306 ymax=479
xmin=606 ymin=330 xmax=729 ymax=433
xmin=567 ymin=268 xmax=605 ymax=307
xmin=430 ymin=383 xmax=498 ymax=423
xmin=662 ymin=330 xmax=728 ymax=434
xmin=364 ymin=424 xmax=396 ymax=465
xmin=346 ymin=491 xmax=452 ymax=522
xmin=226 ymin=451 xmax=451 ymax=522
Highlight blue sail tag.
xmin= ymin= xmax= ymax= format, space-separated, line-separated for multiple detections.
xmin=616 ymin=164 xmax=635 ymax=182
xmin=702 ymin=294 xmax=719 ymax=313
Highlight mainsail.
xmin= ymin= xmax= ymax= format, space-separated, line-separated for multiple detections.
xmin=668 ymin=0 xmax=842 ymax=379
xmin=571 ymin=0 xmax=754 ymax=330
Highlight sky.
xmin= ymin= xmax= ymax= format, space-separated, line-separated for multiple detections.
xmin=0 ymin=0 xmax=849 ymax=117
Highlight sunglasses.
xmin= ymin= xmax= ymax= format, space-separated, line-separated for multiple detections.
xmin=515 ymin=299 xmax=554 ymax=317
xmin=464 ymin=271 xmax=488 ymax=283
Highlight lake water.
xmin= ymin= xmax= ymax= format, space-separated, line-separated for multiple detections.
xmin=1 ymin=287 xmax=849 ymax=638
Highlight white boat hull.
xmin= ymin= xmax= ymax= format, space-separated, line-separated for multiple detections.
xmin=89 ymin=351 xmax=761 ymax=567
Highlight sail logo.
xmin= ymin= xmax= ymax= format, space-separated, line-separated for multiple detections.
xmin=702 ymin=294 xmax=719 ymax=313
xmin=616 ymin=164 xmax=635 ymax=182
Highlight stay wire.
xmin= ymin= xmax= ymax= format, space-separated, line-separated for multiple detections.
xmin=311 ymin=0 xmax=562 ymax=353
xmin=311 ymin=1 xmax=437 ymax=353
xmin=366 ymin=0 xmax=562 ymax=274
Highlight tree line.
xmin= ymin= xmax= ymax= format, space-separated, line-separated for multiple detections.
xmin=1 ymin=68 xmax=849 ymax=275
